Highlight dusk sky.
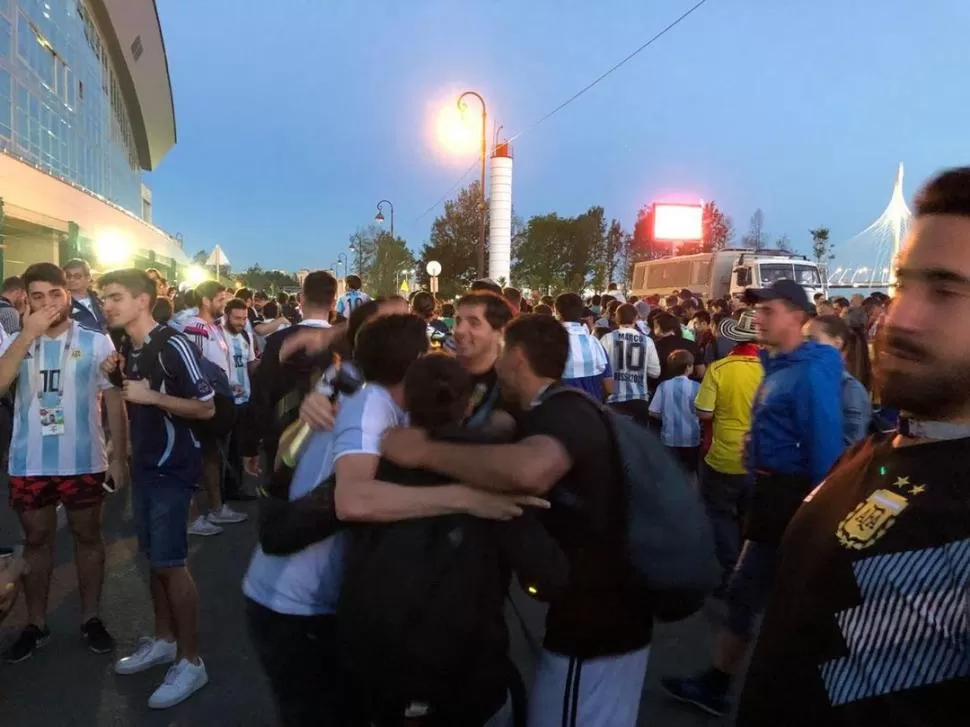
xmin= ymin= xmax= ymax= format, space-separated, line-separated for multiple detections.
xmin=147 ymin=0 xmax=970 ymax=274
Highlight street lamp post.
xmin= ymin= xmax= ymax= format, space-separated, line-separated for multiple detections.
xmin=336 ymin=252 xmax=348 ymax=278
xmin=375 ymin=200 xmax=394 ymax=240
xmin=458 ymin=91 xmax=487 ymax=278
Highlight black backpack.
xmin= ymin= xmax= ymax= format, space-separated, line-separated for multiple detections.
xmin=121 ymin=326 xmax=237 ymax=440
xmin=541 ymin=387 xmax=719 ymax=621
xmin=338 ymin=479 xmax=506 ymax=719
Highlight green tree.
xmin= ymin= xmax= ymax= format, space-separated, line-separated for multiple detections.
xmin=775 ymin=234 xmax=793 ymax=253
xmin=702 ymin=201 xmax=734 ymax=252
xmin=238 ymin=264 xmax=298 ymax=294
xmin=512 ymin=213 xmax=572 ymax=292
xmin=810 ymin=227 xmax=834 ymax=279
xmin=632 ymin=204 xmax=668 ymax=262
xmin=417 ymin=181 xmax=489 ymax=299
xmin=192 ymin=249 xmax=208 ymax=265
xmin=742 ymin=209 xmax=766 ymax=251
xmin=348 ymin=225 xmax=382 ymax=278
xmin=364 ymin=232 xmax=416 ymax=296
xmin=512 ymin=207 xmax=608 ymax=294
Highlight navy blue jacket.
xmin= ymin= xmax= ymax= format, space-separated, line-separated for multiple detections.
xmin=748 ymin=341 xmax=845 ymax=485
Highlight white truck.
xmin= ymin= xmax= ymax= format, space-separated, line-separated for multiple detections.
xmin=628 ymin=249 xmax=824 ymax=304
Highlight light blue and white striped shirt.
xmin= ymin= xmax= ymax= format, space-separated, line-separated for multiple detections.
xmin=336 ymin=290 xmax=371 ymax=318
xmin=561 ymin=321 xmax=612 ymax=400
xmin=242 ymin=383 xmax=406 ymax=616
xmin=1 ymin=321 xmax=116 ymax=476
xmin=600 ymin=327 xmax=661 ymax=404
xmin=225 ymin=330 xmax=255 ymax=404
xmin=649 ymin=374 xmax=701 ymax=447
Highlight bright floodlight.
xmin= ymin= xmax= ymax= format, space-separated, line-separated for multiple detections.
xmin=435 ymin=105 xmax=475 ymax=155
xmin=653 ymin=203 xmax=703 ymax=242
xmin=185 ymin=265 xmax=208 ymax=285
xmin=95 ymin=231 xmax=131 ymax=266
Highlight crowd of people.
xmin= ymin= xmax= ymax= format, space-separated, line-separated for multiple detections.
xmin=1 ymin=167 xmax=969 ymax=726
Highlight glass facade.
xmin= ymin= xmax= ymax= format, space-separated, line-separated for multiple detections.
xmin=0 ymin=0 xmax=142 ymax=213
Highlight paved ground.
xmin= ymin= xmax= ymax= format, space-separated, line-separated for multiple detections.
xmin=0 ymin=482 xmax=732 ymax=726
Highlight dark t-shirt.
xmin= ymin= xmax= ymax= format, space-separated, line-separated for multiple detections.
xmin=738 ymin=435 xmax=970 ymax=727
xmin=126 ymin=326 xmax=214 ymax=485
xmin=518 ymin=386 xmax=653 ymax=658
xmin=652 ymin=335 xmax=702 ymax=387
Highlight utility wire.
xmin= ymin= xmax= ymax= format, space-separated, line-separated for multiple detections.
xmin=410 ymin=159 xmax=478 ymax=224
xmin=410 ymin=0 xmax=713 ymax=222
xmin=507 ymin=0 xmax=712 ymax=143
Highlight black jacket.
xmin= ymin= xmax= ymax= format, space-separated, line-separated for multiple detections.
xmin=241 ymin=324 xmax=335 ymax=460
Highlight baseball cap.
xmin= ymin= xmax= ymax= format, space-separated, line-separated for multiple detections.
xmin=743 ymin=279 xmax=814 ymax=314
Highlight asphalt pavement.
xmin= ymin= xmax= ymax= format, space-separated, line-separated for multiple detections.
xmin=0 ymin=480 xmax=731 ymax=726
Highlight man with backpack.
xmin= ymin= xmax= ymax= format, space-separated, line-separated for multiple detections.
xmin=181 ymin=280 xmax=247 ymax=534
xmin=382 ymin=314 xmax=705 ymax=727
xmin=99 ymin=269 xmax=216 ymax=709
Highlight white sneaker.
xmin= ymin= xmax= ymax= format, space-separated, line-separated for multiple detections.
xmin=148 ymin=657 xmax=208 ymax=709
xmin=114 ymin=637 xmax=177 ymax=675
xmin=207 ymin=505 xmax=248 ymax=524
xmin=188 ymin=516 xmax=223 ymax=536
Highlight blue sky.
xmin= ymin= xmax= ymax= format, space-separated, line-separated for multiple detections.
xmin=148 ymin=0 xmax=970 ymax=275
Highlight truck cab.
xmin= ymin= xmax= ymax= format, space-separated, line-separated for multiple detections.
xmin=730 ymin=251 xmax=822 ymax=303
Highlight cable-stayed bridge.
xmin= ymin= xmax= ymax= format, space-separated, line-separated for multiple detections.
xmin=827 ymin=163 xmax=912 ymax=291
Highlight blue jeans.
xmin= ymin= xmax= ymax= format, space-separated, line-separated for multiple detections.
xmin=131 ymin=480 xmax=195 ymax=569
xmin=723 ymin=540 xmax=777 ymax=640
xmin=698 ymin=461 xmax=749 ymax=583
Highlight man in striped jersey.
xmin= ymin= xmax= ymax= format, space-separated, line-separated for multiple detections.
xmin=222 ymin=298 xmax=256 ymax=500
xmin=0 ymin=263 xmax=128 ymax=663
xmin=600 ymin=303 xmax=661 ymax=426
xmin=335 ymin=274 xmax=371 ymax=319
xmin=180 ymin=280 xmax=247 ymax=532
xmin=554 ymin=293 xmax=613 ymax=401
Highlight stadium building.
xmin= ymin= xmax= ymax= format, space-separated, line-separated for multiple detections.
xmin=0 ymin=0 xmax=187 ymax=279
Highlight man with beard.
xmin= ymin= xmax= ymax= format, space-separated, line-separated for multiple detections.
xmin=222 ymin=299 xmax=257 ymax=501
xmin=297 ymin=290 xmax=515 ymax=436
xmin=736 ymin=167 xmax=970 ymax=726
xmin=0 ymin=263 xmax=128 ymax=663
xmin=182 ymin=281 xmax=248 ymax=533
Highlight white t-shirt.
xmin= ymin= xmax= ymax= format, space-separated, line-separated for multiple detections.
xmin=181 ymin=316 xmax=232 ymax=376
xmin=1 ymin=321 xmax=116 ymax=476
xmin=241 ymin=383 xmax=406 ymax=616
xmin=224 ymin=328 xmax=255 ymax=404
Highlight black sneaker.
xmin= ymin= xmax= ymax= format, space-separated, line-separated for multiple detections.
xmin=81 ymin=617 xmax=115 ymax=654
xmin=3 ymin=624 xmax=51 ymax=663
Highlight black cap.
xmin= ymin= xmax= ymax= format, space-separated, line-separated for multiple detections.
xmin=743 ymin=279 xmax=814 ymax=313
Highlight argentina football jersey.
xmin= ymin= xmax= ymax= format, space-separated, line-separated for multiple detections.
xmin=600 ymin=327 xmax=661 ymax=404
xmin=2 ymin=321 xmax=115 ymax=477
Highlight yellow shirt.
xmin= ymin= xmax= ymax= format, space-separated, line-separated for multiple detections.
xmin=694 ymin=353 xmax=764 ymax=475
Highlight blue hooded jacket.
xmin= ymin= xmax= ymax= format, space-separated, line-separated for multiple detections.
xmin=748 ymin=340 xmax=845 ymax=485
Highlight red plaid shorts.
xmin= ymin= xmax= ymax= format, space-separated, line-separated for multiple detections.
xmin=8 ymin=473 xmax=106 ymax=512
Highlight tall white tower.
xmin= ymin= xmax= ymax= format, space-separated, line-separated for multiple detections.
xmin=488 ymin=141 xmax=513 ymax=285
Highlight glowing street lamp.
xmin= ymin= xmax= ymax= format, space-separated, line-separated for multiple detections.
xmin=94 ymin=230 xmax=132 ymax=267
xmin=375 ymin=200 xmax=394 ymax=239
xmin=458 ymin=91 xmax=487 ymax=278
xmin=185 ymin=264 xmax=208 ymax=286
